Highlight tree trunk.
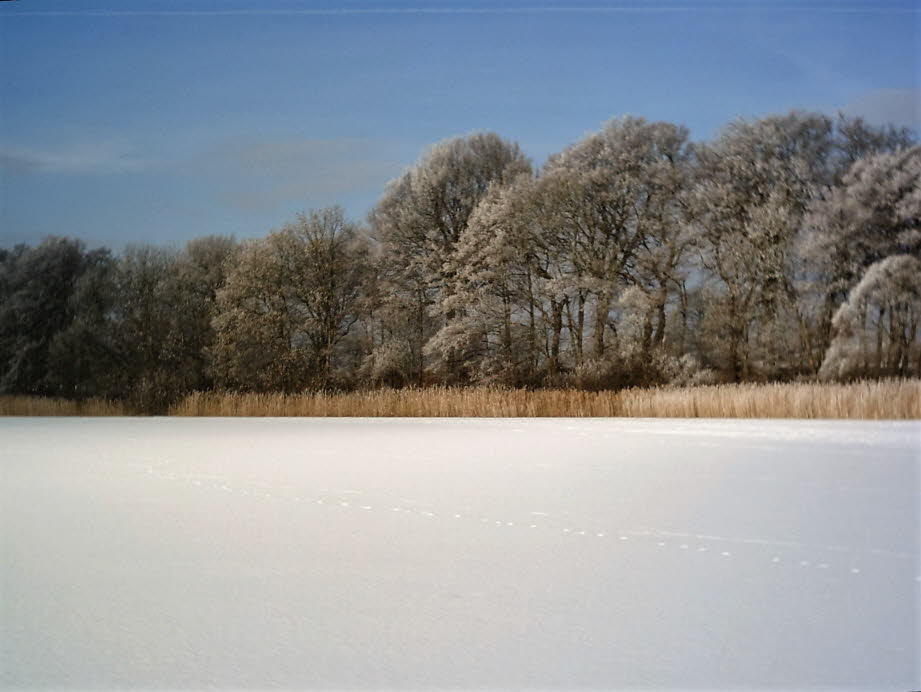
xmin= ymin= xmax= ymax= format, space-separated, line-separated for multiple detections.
xmin=651 ymin=288 xmax=668 ymax=348
xmin=592 ymin=291 xmax=614 ymax=360
xmin=527 ymin=269 xmax=537 ymax=377
xmin=678 ymin=282 xmax=689 ymax=353
xmin=567 ymin=294 xmax=585 ymax=366
xmin=414 ymin=288 xmax=426 ymax=385
xmin=549 ymin=299 xmax=562 ymax=375
xmin=502 ymin=293 xmax=513 ymax=376
xmin=874 ymin=306 xmax=885 ymax=377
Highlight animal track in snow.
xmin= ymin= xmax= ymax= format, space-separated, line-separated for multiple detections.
xmin=135 ymin=456 xmax=916 ymax=581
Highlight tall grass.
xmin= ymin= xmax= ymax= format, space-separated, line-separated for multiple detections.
xmin=0 ymin=396 xmax=126 ymax=416
xmin=167 ymin=380 xmax=920 ymax=419
xmin=613 ymin=380 xmax=920 ymax=419
xmin=2 ymin=381 xmax=917 ymax=418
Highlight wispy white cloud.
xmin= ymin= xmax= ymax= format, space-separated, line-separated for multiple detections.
xmin=200 ymin=137 xmax=405 ymax=213
xmin=0 ymin=139 xmax=159 ymax=174
xmin=0 ymin=135 xmax=404 ymax=214
xmin=839 ymin=88 xmax=921 ymax=130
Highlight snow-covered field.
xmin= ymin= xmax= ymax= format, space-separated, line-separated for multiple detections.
xmin=2 ymin=418 xmax=919 ymax=690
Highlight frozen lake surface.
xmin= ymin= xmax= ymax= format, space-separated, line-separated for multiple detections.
xmin=2 ymin=417 xmax=919 ymax=690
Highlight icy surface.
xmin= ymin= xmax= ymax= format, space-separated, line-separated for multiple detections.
xmin=1 ymin=417 xmax=919 ymax=690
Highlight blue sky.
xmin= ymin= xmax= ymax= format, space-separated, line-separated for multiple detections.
xmin=1 ymin=0 xmax=918 ymax=249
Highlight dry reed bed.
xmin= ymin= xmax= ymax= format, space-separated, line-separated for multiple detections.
xmin=0 ymin=396 xmax=126 ymax=417
xmin=1 ymin=381 xmax=917 ymax=418
xmin=169 ymin=380 xmax=920 ymax=419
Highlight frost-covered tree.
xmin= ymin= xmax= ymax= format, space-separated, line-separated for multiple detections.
xmin=86 ymin=237 xmax=239 ymax=411
xmin=2 ymin=111 xmax=917 ymax=398
xmin=212 ymin=208 xmax=370 ymax=391
xmin=426 ymin=173 xmax=544 ymax=384
xmin=805 ymin=146 xmax=921 ymax=330
xmin=831 ymin=114 xmax=915 ymax=179
xmin=106 ymin=245 xmax=187 ymax=410
xmin=428 ymin=117 xmax=695 ymax=387
xmin=691 ymin=112 xmax=837 ymax=379
xmin=45 ymin=247 xmax=118 ymax=400
xmin=820 ymin=255 xmax=921 ymax=379
xmin=0 ymin=236 xmax=234 ymax=408
xmin=167 ymin=236 xmax=237 ymax=392
xmin=534 ymin=116 xmax=693 ymax=368
xmin=0 ymin=237 xmax=106 ymax=396
xmin=621 ymin=146 xmax=697 ymax=361
xmin=369 ymin=133 xmax=530 ymax=384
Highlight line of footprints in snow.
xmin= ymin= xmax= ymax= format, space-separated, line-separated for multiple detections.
xmin=139 ymin=461 xmax=920 ymax=583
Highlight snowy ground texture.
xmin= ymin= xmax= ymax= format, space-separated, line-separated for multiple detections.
xmin=2 ymin=418 xmax=919 ymax=691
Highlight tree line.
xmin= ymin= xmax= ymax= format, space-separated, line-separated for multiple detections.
xmin=2 ymin=111 xmax=919 ymax=411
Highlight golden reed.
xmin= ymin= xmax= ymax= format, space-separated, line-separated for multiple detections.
xmin=169 ymin=380 xmax=918 ymax=419
xmin=0 ymin=396 xmax=126 ymax=416
xmin=2 ymin=381 xmax=917 ymax=419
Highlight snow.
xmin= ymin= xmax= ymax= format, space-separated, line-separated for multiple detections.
xmin=2 ymin=417 xmax=919 ymax=690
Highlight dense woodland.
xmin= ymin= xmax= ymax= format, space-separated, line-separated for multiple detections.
xmin=2 ymin=111 xmax=919 ymax=412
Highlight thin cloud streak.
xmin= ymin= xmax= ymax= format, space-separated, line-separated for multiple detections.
xmin=199 ymin=136 xmax=406 ymax=214
xmin=839 ymin=88 xmax=921 ymax=129
xmin=0 ymin=142 xmax=160 ymax=175
xmin=4 ymin=6 xmax=920 ymax=17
